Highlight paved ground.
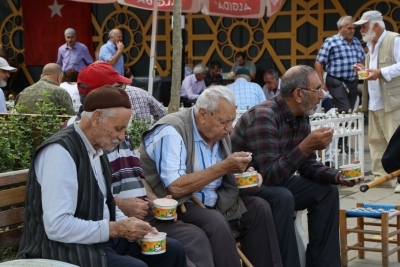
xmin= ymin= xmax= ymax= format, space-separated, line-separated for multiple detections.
xmin=299 ymin=125 xmax=400 ymax=267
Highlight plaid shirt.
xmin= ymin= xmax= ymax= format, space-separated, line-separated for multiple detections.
xmin=231 ymin=94 xmax=339 ymax=185
xmin=316 ymin=33 xmax=365 ymax=81
xmin=125 ymin=85 xmax=167 ymax=122
xmin=227 ymin=78 xmax=266 ymax=110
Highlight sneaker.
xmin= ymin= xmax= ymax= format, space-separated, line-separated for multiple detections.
xmin=394 ymin=183 xmax=400 ymax=193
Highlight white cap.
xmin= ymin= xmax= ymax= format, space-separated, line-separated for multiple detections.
xmin=354 ymin=10 xmax=383 ymax=25
xmin=0 ymin=57 xmax=17 ymax=72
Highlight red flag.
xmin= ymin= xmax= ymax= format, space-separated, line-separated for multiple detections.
xmin=22 ymin=0 xmax=93 ymax=66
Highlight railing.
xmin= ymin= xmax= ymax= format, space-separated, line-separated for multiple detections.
xmin=310 ymin=113 xmax=364 ymax=174
xmin=234 ymin=110 xmax=364 ymax=174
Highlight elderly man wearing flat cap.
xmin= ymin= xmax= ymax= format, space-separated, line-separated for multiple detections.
xmin=0 ymin=57 xmax=17 ymax=113
xmin=353 ymin=10 xmax=400 ymax=192
xmin=227 ymin=68 xmax=266 ymax=110
xmin=18 ymin=85 xmax=187 ymax=267
xmin=56 ymin=28 xmax=93 ymax=72
xmin=65 ymin=61 xmax=214 ymax=267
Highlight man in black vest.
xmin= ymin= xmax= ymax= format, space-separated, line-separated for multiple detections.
xmin=18 ymin=86 xmax=186 ymax=267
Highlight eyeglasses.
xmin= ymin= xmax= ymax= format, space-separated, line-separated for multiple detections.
xmin=298 ymin=87 xmax=322 ymax=93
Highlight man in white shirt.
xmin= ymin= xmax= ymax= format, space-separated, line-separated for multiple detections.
xmin=353 ymin=10 xmax=400 ymax=192
xmin=17 ymin=86 xmax=187 ymax=267
xmin=0 ymin=57 xmax=17 ymax=113
xmin=180 ymin=63 xmax=208 ymax=107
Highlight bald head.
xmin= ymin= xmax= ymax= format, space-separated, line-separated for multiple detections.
xmin=41 ymin=63 xmax=63 ymax=85
xmin=280 ymin=65 xmax=316 ymax=97
xmin=108 ymin=29 xmax=123 ymax=44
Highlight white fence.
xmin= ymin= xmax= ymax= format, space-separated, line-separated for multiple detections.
xmin=310 ymin=113 xmax=364 ymax=174
xmin=234 ymin=110 xmax=364 ymax=174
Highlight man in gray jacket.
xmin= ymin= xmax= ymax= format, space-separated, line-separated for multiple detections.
xmin=139 ymin=86 xmax=282 ymax=267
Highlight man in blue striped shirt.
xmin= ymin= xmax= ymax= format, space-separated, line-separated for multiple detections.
xmin=140 ymin=86 xmax=282 ymax=267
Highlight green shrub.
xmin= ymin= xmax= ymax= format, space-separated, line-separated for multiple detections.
xmin=0 ymin=98 xmax=66 ymax=172
xmin=126 ymin=115 xmax=152 ymax=150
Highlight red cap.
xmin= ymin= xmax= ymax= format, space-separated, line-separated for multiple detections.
xmin=77 ymin=62 xmax=132 ymax=95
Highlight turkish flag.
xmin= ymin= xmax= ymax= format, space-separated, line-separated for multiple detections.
xmin=22 ymin=0 xmax=93 ymax=66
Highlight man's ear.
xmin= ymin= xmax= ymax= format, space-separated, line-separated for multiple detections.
xmin=293 ymin=88 xmax=303 ymax=103
xmin=92 ymin=110 xmax=102 ymax=125
xmin=198 ymin=108 xmax=207 ymax=123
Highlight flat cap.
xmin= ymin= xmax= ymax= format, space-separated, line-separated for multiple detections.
xmin=84 ymin=85 xmax=131 ymax=112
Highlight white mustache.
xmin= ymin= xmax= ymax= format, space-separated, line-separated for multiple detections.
xmin=112 ymin=139 xmax=120 ymax=144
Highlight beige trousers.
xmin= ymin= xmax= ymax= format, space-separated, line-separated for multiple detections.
xmin=368 ymin=108 xmax=400 ymax=176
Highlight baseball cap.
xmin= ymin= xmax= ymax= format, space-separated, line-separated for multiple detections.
xmin=0 ymin=57 xmax=17 ymax=72
xmin=77 ymin=62 xmax=132 ymax=95
xmin=354 ymin=10 xmax=383 ymax=25
xmin=235 ymin=68 xmax=251 ymax=77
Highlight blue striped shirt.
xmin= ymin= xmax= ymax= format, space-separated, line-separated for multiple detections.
xmin=316 ymin=34 xmax=365 ymax=81
xmin=144 ymin=110 xmax=223 ymax=206
xmin=227 ymin=78 xmax=266 ymax=110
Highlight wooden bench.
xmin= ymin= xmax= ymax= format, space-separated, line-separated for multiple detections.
xmin=0 ymin=169 xmax=77 ymax=266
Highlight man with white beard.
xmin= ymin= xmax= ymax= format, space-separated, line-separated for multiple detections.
xmin=0 ymin=57 xmax=17 ymax=113
xmin=353 ymin=10 xmax=400 ymax=192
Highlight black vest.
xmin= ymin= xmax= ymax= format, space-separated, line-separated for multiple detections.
xmin=18 ymin=125 xmax=115 ymax=267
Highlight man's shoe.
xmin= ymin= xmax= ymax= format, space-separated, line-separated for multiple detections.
xmin=394 ymin=183 xmax=400 ymax=193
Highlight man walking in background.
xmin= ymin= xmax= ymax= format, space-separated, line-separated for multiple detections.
xmin=56 ymin=28 xmax=93 ymax=72
xmin=315 ymin=15 xmax=365 ymax=153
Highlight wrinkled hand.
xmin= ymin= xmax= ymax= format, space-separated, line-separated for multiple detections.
xmin=304 ymin=127 xmax=334 ymax=151
xmin=109 ymin=217 xmax=157 ymax=241
xmin=116 ymin=197 xmax=149 ymax=220
xmin=116 ymin=41 xmax=124 ymax=52
xmin=353 ymin=63 xmax=365 ymax=73
xmin=336 ymin=159 xmax=365 ymax=187
xmin=224 ymin=152 xmax=252 ymax=174
xmin=337 ymin=174 xmax=365 ymax=187
xmin=246 ymin=166 xmax=263 ymax=187
xmin=364 ymin=68 xmax=381 ymax=81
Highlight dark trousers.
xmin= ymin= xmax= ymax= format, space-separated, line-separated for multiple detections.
xmin=104 ymin=237 xmax=187 ymax=267
xmin=326 ymin=75 xmax=358 ymax=146
xmin=177 ymin=196 xmax=282 ymax=267
xmin=325 ymin=75 xmax=358 ymax=113
xmin=241 ymin=176 xmax=340 ymax=267
xmin=144 ymin=214 xmax=214 ymax=267
xmin=180 ymin=97 xmax=197 ymax=107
